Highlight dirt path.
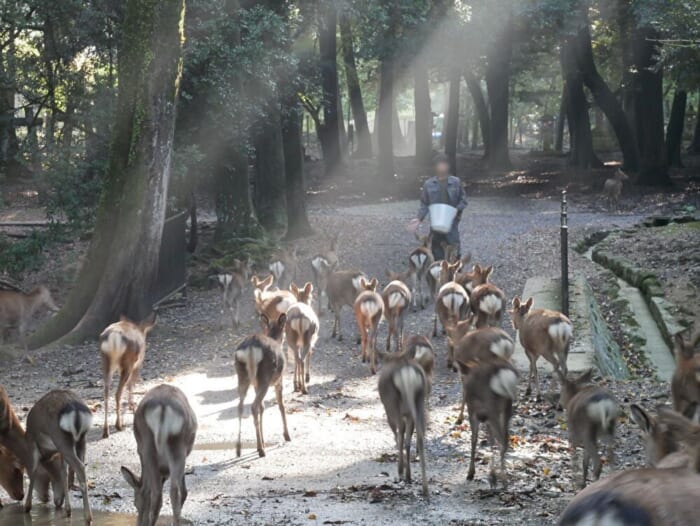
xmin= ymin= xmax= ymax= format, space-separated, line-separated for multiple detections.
xmin=0 ymin=196 xmax=667 ymax=525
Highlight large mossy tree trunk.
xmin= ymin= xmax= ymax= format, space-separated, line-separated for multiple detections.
xmin=30 ymin=0 xmax=186 ymax=347
xmin=444 ymin=68 xmax=460 ymax=175
xmin=377 ymin=58 xmax=395 ymax=183
xmin=485 ymin=27 xmax=512 ymax=171
xmin=414 ymin=60 xmax=433 ymax=168
xmin=631 ymin=27 xmax=669 ymax=185
xmin=666 ymin=89 xmax=687 ymax=168
xmin=561 ymin=38 xmax=600 ymax=168
xmin=318 ymin=2 xmax=341 ymax=174
xmin=464 ymin=71 xmax=490 ymax=159
xmin=573 ymin=22 xmax=639 ymax=172
xmin=282 ymin=94 xmax=312 ymax=240
xmin=339 ymin=12 xmax=371 ymax=158
xmin=254 ymin=104 xmax=287 ymax=231
xmin=555 ymin=86 xmax=567 ymax=153
xmin=689 ymin=89 xmax=700 ymax=154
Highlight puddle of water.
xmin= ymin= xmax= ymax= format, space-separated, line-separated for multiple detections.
xmin=193 ymin=441 xmax=239 ymax=451
xmin=0 ymin=504 xmax=190 ymax=525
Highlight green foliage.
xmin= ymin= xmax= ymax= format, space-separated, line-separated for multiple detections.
xmin=0 ymin=232 xmax=47 ymax=278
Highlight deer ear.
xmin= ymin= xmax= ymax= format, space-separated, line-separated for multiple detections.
xmin=512 ymin=296 xmax=521 ymax=308
xmin=370 ymin=278 xmax=378 ymax=289
xmin=524 ymin=297 xmax=534 ymax=309
xmin=485 ymin=266 xmax=494 ymax=279
xmin=630 ymin=404 xmax=652 ymax=434
xmin=577 ymin=368 xmax=594 ymax=384
xmin=119 ymin=314 xmax=129 ymax=322
xmin=303 ymin=282 xmax=313 ymax=295
xmin=263 ymin=275 xmax=274 ymax=287
xmin=440 ymin=260 xmax=448 ymax=272
xmin=121 ymin=466 xmax=141 ymax=490
xmin=260 ymin=314 xmax=270 ymax=328
xmin=277 ymin=313 xmax=287 ymax=327
xmin=473 ymin=264 xmax=481 ymax=274
xmin=359 ymin=277 xmax=368 ymax=289
xmin=290 ymin=283 xmax=299 ymax=296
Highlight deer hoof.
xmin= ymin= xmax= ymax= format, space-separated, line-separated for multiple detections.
xmin=102 ymin=429 xmax=109 ymax=439
xmin=284 ymin=432 xmax=291 ymax=442
xmin=257 ymin=449 xmax=266 ymax=458
xmin=466 ymin=471 xmax=475 ymax=481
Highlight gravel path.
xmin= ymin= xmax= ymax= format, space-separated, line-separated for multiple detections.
xmin=0 ymin=196 xmax=669 ymax=526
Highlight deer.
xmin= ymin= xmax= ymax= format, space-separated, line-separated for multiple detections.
xmin=433 ymin=263 xmax=470 ymax=368
xmin=510 ymin=296 xmax=573 ymax=400
xmin=630 ymin=402 xmax=697 ymax=469
xmin=455 ymin=263 xmax=492 ymax=295
xmin=251 ymin=275 xmax=295 ymax=326
xmin=211 ymin=258 xmax=250 ymax=328
xmin=602 ymin=168 xmax=629 ymax=212
xmin=557 ymin=408 xmax=700 ymax=526
xmin=24 ymin=389 xmax=93 ymax=524
xmin=377 ymin=353 xmax=429 ymax=497
xmin=235 ymin=313 xmax=291 ymax=458
xmin=453 ymin=327 xmax=515 ymax=423
xmin=285 ymin=282 xmax=319 ymax=395
xmin=401 ymin=334 xmax=435 ymax=391
xmin=425 ymin=247 xmax=464 ymax=301
xmin=353 ymin=278 xmax=384 ymax=375
xmin=671 ymin=332 xmax=700 ymax=419
xmin=381 ymin=278 xmax=412 ymax=353
xmin=408 ymin=233 xmax=434 ymax=310
xmin=327 ymin=269 xmax=366 ymax=341
xmin=470 ymin=283 xmax=506 ymax=328
xmin=120 ymin=384 xmax=197 ymax=526
xmin=457 ymin=358 xmax=518 ymax=488
xmin=0 ymin=285 xmax=59 ymax=352
xmin=268 ymin=247 xmax=298 ymax=289
xmin=0 ymin=386 xmax=62 ymax=508
xmin=100 ymin=312 xmax=157 ymax=439
xmin=0 ymin=446 xmax=23 ymax=506
xmin=310 ymin=233 xmax=339 ymax=315
xmin=557 ymin=369 xmax=619 ymax=488
xmin=444 ymin=312 xmax=475 ymax=356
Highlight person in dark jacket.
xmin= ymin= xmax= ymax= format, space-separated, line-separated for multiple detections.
xmin=408 ymin=154 xmax=467 ymax=260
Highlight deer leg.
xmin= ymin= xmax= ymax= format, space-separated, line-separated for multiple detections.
xmin=332 ymin=310 xmax=339 ymax=339
xmin=581 ymin=447 xmax=590 ymax=488
xmin=456 ymin=376 xmax=468 ymax=425
xmin=467 ymin=417 xmax=479 ymax=481
xmin=486 ymin=425 xmax=497 ymax=489
xmin=397 ymin=418 xmax=406 ymax=481
xmin=251 ymin=387 xmax=267 ymax=458
xmin=233 ymin=299 xmax=240 ymax=327
xmin=24 ymin=443 xmax=39 ymax=514
xmin=385 ymin=317 xmax=392 ymax=352
xmin=53 ymin=432 xmax=91 ymax=523
xmin=411 ymin=273 xmax=419 ymax=311
xmin=299 ymin=352 xmax=307 ymax=395
xmin=369 ymin=322 xmax=379 ymax=375
xmin=404 ymin=418 xmax=414 ymax=484
xmin=169 ymin=446 xmax=187 ymax=522
xmin=416 ymin=419 xmax=428 ymax=497
xmin=102 ymin=358 xmax=112 ymax=439
xmin=114 ymin=369 xmax=130 ymax=431
xmin=275 ymin=381 xmax=291 ymax=442
xmin=304 ymin=349 xmax=311 ymax=384
xmin=235 ymin=369 xmax=250 ymax=457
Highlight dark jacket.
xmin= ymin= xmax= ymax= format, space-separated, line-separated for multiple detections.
xmin=417 ymin=175 xmax=467 ymax=244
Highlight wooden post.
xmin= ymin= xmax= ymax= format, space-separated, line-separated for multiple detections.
xmin=561 ymin=190 xmax=569 ymax=316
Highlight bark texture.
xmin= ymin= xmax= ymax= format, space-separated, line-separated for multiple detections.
xmin=666 ymin=89 xmax=687 ymax=167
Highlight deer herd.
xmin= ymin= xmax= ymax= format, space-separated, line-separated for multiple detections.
xmin=0 ymin=228 xmax=699 ymax=525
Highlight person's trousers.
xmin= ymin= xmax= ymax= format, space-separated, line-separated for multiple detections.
xmin=430 ymin=229 xmax=461 ymax=261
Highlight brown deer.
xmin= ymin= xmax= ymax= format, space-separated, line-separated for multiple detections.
xmin=235 ymin=314 xmax=291 ymax=458
xmin=381 ymin=279 xmax=412 ymax=353
xmin=378 ymin=355 xmax=429 ymax=497
xmin=510 ymin=296 xmax=573 ymax=400
xmin=100 ymin=312 xmax=157 ymax=438
xmin=285 ymin=282 xmax=319 ymax=395
xmin=453 ymin=328 xmax=515 ymax=423
xmin=408 ymin=233 xmax=435 ymax=309
xmin=211 ymin=258 xmax=250 ymax=327
xmin=0 ymin=386 xmax=62 ymax=508
xmin=558 ymin=408 xmax=700 ymax=526
xmin=24 ymin=389 xmax=93 ymax=523
xmin=457 ymin=359 xmax=518 ymax=488
xmin=470 ymin=283 xmax=506 ymax=328
xmin=444 ymin=312 xmax=475 ymax=356
xmin=0 ymin=285 xmax=59 ymax=352
xmin=327 ymin=269 xmax=366 ymax=341
xmin=426 ymin=248 xmax=465 ymax=301
xmin=454 ymin=264 xmax=493 ymax=294
xmin=401 ymin=334 xmax=435 ymax=388
xmin=268 ymin=247 xmax=298 ymax=289
xmin=630 ymin=403 xmax=695 ymax=469
xmin=671 ymin=332 xmax=700 ymax=419
xmin=120 ymin=384 xmax=197 ymax=526
xmin=251 ymin=275 xmax=295 ymax=326
xmin=602 ymin=168 xmax=629 ymax=212
xmin=310 ymin=233 xmax=339 ymax=315
xmin=353 ymin=278 xmax=384 ymax=375
xmin=0 ymin=445 xmax=23 ymax=505
xmin=557 ymin=369 xmax=619 ymax=488
xmin=433 ymin=266 xmax=470 ymax=367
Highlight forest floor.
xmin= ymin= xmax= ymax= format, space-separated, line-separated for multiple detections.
xmin=1 ymin=153 xmax=699 ymax=525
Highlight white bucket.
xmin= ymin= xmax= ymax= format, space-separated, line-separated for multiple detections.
xmin=429 ymin=204 xmax=457 ymax=233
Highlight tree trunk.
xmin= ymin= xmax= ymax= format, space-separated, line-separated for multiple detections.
xmin=254 ymin=104 xmax=287 ymax=231
xmin=339 ymin=12 xmax=371 ymax=158
xmin=377 ymin=58 xmax=394 ymax=182
xmin=485 ymin=27 xmax=512 ymax=170
xmin=555 ymin=86 xmax=567 ymax=152
xmin=444 ymin=68 xmax=460 ymax=175
xmin=561 ymin=38 xmax=601 ymax=168
xmin=318 ymin=3 xmax=341 ymax=174
xmin=0 ymin=47 xmax=19 ymax=178
xmin=471 ymin=113 xmax=479 ymax=150
xmin=282 ymin=95 xmax=312 ymax=240
xmin=631 ymin=27 xmax=669 ymax=185
xmin=689 ymin=89 xmax=700 ymax=154
xmin=30 ymin=0 xmax=186 ymax=347
xmin=666 ymin=89 xmax=687 ymax=167
xmin=464 ymin=71 xmax=490 ymax=158
xmin=414 ymin=60 xmax=432 ymax=167
xmin=573 ymin=23 xmax=639 ymax=171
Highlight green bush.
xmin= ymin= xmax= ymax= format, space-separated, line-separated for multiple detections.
xmin=0 ymin=232 xmax=47 ymax=278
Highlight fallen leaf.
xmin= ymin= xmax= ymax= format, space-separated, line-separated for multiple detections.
xmin=308 ymin=513 xmax=317 ymax=520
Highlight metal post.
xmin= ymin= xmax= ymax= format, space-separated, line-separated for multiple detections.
xmin=560 ymin=190 xmax=569 ymax=316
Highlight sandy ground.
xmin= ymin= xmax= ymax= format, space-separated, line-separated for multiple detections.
xmin=0 ymin=196 xmax=677 ymax=525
